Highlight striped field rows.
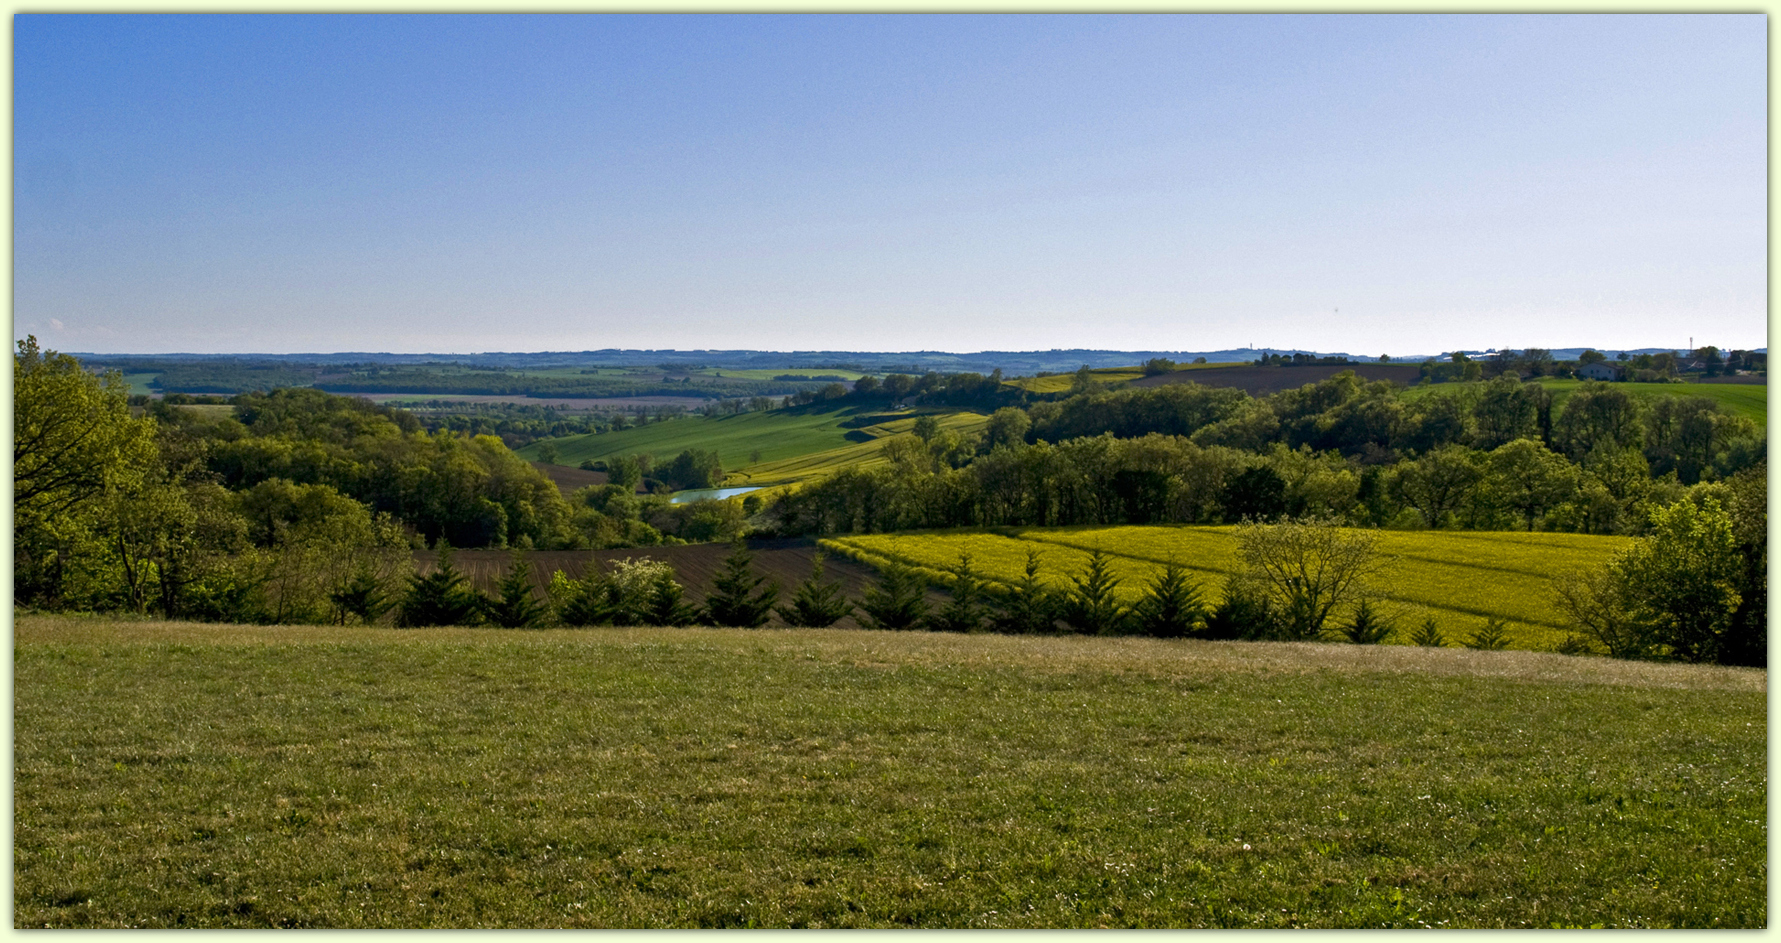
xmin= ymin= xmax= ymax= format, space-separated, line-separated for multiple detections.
xmin=822 ymin=526 xmax=1632 ymax=651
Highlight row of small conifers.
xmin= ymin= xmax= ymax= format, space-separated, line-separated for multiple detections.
xmin=375 ymin=539 xmax=1510 ymax=648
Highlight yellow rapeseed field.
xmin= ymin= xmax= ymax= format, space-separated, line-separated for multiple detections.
xmin=824 ymin=526 xmax=1633 ymax=652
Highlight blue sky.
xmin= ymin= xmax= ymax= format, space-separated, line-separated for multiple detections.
xmin=13 ymin=14 xmax=1767 ymax=355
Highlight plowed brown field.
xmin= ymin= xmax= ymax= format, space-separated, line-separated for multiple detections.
xmin=527 ymin=461 xmax=611 ymax=494
xmin=417 ymin=539 xmax=939 ymax=629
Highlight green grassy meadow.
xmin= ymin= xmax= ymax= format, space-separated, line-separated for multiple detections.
xmin=520 ymin=406 xmax=987 ymax=484
xmin=517 ymin=405 xmax=882 ymax=469
xmin=119 ymin=372 xmax=161 ymax=396
xmin=710 ymin=368 xmax=866 ymax=381
xmin=1539 ymin=379 xmax=1765 ymax=425
xmin=825 ymin=526 xmax=1633 ymax=651
xmin=14 ymin=616 xmax=1763 ymax=928
xmin=725 ymin=411 xmax=992 ymax=489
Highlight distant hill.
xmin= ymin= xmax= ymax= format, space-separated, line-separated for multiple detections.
xmin=74 ymin=346 xmax=1766 ymax=382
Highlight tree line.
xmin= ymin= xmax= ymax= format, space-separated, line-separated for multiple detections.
xmin=15 ymin=337 xmax=1765 ymax=666
xmin=14 ymin=340 xmax=749 ymax=617
xmin=768 ymin=371 xmax=1761 ymax=537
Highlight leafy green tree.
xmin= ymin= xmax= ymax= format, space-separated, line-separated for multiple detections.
xmin=1719 ymin=464 xmax=1767 ymax=666
xmin=14 ymin=336 xmax=157 ymax=525
xmin=1220 ymin=465 xmax=1287 ymax=523
xmin=1551 ymin=564 xmax=1650 ymax=659
xmin=484 ymin=552 xmax=547 ymax=628
xmin=1552 ymin=386 xmax=1641 ymax=461
xmin=926 ymin=553 xmax=987 ymax=633
xmin=1236 ymin=517 xmax=1383 ymax=640
xmin=608 ymin=455 xmax=645 ymax=491
xmin=701 ymin=541 xmax=780 ymax=628
xmin=1485 ymin=438 xmax=1578 ymax=531
xmin=397 ymin=546 xmax=485 ymax=627
xmin=776 ymin=552 xmax=854 ymax=627
xmin=1471 ymin=375 xmax=1542 ymax=449
xmin=988 ymin=548 xmax=1056 ymax=634
xmin=1611 ymin=497 xmax=1743 ymax=663
xmin=858 ymin=561 xmax=929 ymax=631
xmin=14 ymin=337 xmax=160 ymax=605
xmin=912 ymin=415 xmax=942 ymax=443
xmin=1643 ymin=396 xmax=1732 ymax=484
xmin=1060 ymin=548 xmax=1130 ymax=635
xmin=1129 ymin=560 xmax=1205 ymax=638
xmin=657 ymin=448 xmax=723 ymax=490
xmin=600 ymin=557 xmax=682 ymax=624
xmin=549 ymin=566 xmax=617 ymax=626
xmin=1069 ymin=364 xmax=1098 ymax=393
xmin=983 ymin=407 xmax=1032 ymax=451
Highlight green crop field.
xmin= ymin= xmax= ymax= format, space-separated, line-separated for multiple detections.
xmin=1007 ymin=367 xmax=1147 ymax=394
xmin=1536 ymin=379 xmax=1766 ymax=425
xmin=14 ymin=616 xmax=1762 ymax=928
xmin=823 ymin=526 xmax=1633 ymax=652
xmin=119 ymin=372 xmax=161 ymax=396
xmin=710 ymin=368 xmax=866 ymax=381
xmin=1400 ymin=379 xmax=1767 ymax=426
xmin=725 ymin=411 xmax=992 ymax=489
xmin=520 ymin=406 xmax=985 ymax=481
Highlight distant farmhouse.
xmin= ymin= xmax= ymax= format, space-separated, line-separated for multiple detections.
xmin=1578 ymin=361 xmax=1619 ymax=381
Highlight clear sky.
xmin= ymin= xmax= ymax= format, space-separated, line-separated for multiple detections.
xmin=13 ymin=13 xmax=1768 ymax=356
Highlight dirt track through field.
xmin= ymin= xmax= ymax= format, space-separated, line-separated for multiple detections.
xmin=419 ymin=539 xmax=940 ymax=629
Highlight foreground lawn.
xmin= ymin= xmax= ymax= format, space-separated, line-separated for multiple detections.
xmin=14 ymin=616 xmax=1764 ymax=928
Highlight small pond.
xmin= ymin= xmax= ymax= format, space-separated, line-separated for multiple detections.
xmin=669 ymin=486 xmax=764 ymax=504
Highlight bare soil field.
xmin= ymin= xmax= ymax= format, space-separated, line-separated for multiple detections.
xmin=527 ymin=462 xmax=612 ymax=494
xmin=1132 ymin=362 xmax=1425 ymax=394
xmin=420 ymin=539 xmax=940 ymax=629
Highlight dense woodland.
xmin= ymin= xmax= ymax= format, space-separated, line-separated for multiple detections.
xmin=15 ymin=337 xmax=1765 ymax=664
xmin=770 ymin=371 xmax=1762 ymax=535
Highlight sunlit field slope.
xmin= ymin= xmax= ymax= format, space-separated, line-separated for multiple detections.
xmin=1005 ymin=367 xmax=1148 ymax=393
xmin=517 ymin=404 xmax=970 ymax=472
xmin=725 ymin=411 xmax=991 ymax=489
xmin=824 ymin=526 xmax=1633 ymax=651
xmin=14 ymin=617 xmax=1762 ymax=928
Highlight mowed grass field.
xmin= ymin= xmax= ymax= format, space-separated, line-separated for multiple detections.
xmin=14 ymin=616 xmax=1763 ymax=928
xmin=823 ymin=526 xmax=1634 ymax=651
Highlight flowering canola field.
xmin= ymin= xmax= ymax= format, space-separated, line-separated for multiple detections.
xmin=823 ymin=526 xmax=1632 ymax=652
